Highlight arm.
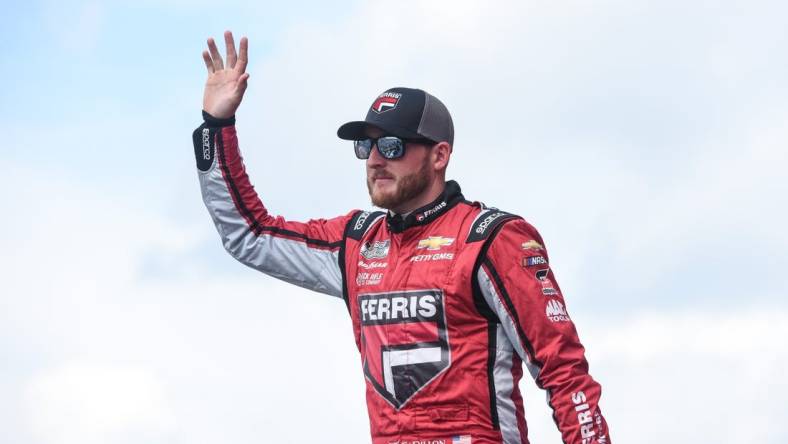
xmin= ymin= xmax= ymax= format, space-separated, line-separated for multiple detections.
xmin=476 ymin=219 xmax=611 ymax=444
xmin=194 ymin=32 xmax=356 ymax=297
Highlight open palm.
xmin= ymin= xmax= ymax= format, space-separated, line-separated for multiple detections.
xmin=202 ymin=31 xmax=249 ymax=119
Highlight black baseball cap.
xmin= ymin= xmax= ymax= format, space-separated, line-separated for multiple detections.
xmin=337 ymin=87 xmax=454 ymax=146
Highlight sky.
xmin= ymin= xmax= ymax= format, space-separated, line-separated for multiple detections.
xmin=2 ymin=0 xmax=787 ymax=443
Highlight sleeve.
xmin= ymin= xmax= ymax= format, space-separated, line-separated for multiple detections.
xmin=192 ymin=118 xmax=357 ymax=297
xmin=475 ymin=219 xmax=611 ymax=444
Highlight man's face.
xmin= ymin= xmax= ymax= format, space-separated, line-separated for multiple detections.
xmin=364 ymin=127 xmax=434 ymax=211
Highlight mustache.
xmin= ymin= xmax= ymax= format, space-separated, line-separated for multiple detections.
xmin=369 ymin=171 xmax=395 ymax=180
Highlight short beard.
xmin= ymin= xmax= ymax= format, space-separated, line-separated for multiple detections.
xmin=367 ymin=158 xmax=432 ymax=211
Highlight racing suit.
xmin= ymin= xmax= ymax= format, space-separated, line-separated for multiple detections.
xmin=192 ymin=118 xmax=611 ymax=444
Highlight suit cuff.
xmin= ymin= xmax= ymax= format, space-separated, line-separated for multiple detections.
xmin=202 ymin=110 xmax=236 ymax=128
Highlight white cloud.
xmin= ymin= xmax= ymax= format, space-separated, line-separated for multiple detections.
xmin=25 ymin=361 xmax=175 ymax=444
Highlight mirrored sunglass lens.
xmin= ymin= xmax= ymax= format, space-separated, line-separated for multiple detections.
xmin=377 ymin=137 xmax=404 ymax=159
xmin=354 ymin=139 xmax=372 ymax=159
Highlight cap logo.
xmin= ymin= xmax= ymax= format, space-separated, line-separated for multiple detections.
xmin=371 ymin=92 xmax=402 ymax=114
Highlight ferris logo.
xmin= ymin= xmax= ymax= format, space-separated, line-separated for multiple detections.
xmin=360 ymin=292 xmax=439 ymax=322
xmin=546 ymin=299 xmax=570 ymax=322
xmin=572 ymin=391 xmax=602 ymax=444
xmin=371 ymin=92 xmax=402 ymax=113
xmin=416 ymin=201 xmax=447 ymax=221
xmin=359 ymin=290 xmax=450 ymax=409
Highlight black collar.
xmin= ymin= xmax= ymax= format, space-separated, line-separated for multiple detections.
xmin=386 ymin=180 xmax=465 ymax=233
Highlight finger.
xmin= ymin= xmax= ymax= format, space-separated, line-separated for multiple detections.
xmin=202 ymin=50 xmax=215 ymax=73
xmin=236 ymin=72 xmax=250 ymax=93
xmin=236 ymin=36 xmax=248 ymax=73
xmin=207 ymin=37 xmax=224 ymax=70
xmin=224 ymin=30 xmax=237 ymax=69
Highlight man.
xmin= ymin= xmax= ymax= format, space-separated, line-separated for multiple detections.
xmin=193 ymin=31 xmax=611 ymax=444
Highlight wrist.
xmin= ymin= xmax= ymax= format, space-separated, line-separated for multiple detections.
xmin=202 ymin=110 xmax=236 ymax=128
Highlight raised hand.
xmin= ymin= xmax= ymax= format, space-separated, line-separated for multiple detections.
xmin=202 ymin=31 xmax=249 ymax=119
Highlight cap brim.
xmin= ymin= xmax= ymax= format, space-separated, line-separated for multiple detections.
xmin=337 ymin=121 xmax=425 ymax=141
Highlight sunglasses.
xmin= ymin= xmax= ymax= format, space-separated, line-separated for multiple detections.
xmin=354 ymin=136 xmax=434 ymax=160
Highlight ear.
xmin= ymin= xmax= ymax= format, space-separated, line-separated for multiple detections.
xmin=431 ymin=141 xmax=452 ymax=171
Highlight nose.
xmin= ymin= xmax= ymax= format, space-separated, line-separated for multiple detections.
xmin=366 ymin=142 xmax=387 ymax=168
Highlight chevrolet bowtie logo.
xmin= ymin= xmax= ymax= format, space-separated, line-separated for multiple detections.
xmin=417 ymin=236 xmax=455 ymax=251
xmin=521 ymin=240 xmax=544 ymax=250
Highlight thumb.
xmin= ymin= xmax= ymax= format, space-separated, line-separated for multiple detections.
xmin=236 ymin=72 xmax=250 ymax=92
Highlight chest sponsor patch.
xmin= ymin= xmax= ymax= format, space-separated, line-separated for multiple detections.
xmin=417 ymin=236 xmax=454 ymax=251
xmin=356 ymin=272 xmax=384 ymax=286
xmin=359 ymin=290 xmax=450 ymax=410
xmin=358 ymin=260 xmax=387 ymax=269
xmin=361 ymin=239 xmax=390 ymax=260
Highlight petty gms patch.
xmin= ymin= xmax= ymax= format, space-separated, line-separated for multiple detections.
xmin=412 ymin=236 xmax=455 ymax=262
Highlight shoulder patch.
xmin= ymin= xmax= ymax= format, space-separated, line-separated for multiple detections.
xmin=466 ymin=208 xmax=519 ymax=243
xmin=346 ymin=210 xmax=385 ymax=241
xmin=192 ymin=124 xmax=216 ymax=172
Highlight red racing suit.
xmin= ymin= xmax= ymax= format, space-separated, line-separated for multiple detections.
xmin=193 ymin=120 xmax=611 ymax=444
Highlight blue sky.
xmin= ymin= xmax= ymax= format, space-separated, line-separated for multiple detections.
xmin=2 ymin=1 xmax=787 ymax=443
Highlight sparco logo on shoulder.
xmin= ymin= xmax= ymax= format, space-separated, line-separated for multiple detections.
xmin=475 ymin=211 xmax=505 ymax=234
xmin=354 ymin=211 xmax=371 ymax=231
xmin=359 ymin=289 xmax=450 ymax=409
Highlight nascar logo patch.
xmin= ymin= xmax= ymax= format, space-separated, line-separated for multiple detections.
xmin=523 ymin=255 xmax=547 ymax=267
